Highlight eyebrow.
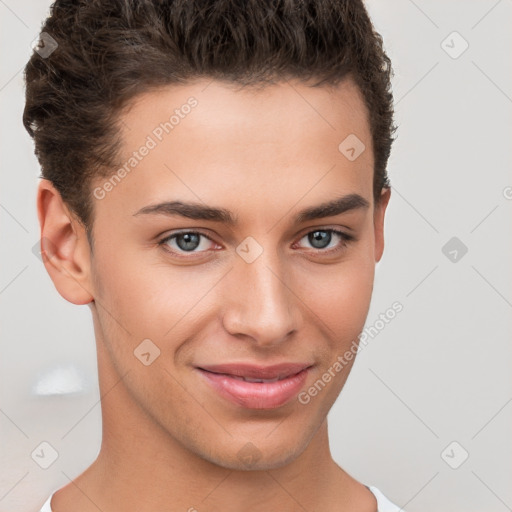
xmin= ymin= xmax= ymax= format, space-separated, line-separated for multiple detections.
xmin=133 ymin=193 xmax=370 ymax=225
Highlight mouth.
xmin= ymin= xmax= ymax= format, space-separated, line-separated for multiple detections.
xmin=195 ymin=362 xmax=313 ymax=409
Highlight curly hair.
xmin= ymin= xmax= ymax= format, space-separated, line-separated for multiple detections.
xmin=23 ymin=0 xmax=396 ymax=241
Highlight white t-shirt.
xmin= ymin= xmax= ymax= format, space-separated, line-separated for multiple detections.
xmin=38 ymin=485 xmax=404 ymax=511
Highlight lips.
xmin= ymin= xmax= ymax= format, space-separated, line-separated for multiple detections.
xmin=196 ymin=362 xmax=312 ymax=409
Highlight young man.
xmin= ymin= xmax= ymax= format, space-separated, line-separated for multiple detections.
xmin=25 ymin=1 xmax=402 ymax=510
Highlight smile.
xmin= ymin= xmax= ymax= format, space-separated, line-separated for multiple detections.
xmin=196 ymin=362 xmax=313 ymax=409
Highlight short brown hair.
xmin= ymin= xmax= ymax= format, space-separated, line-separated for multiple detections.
xmin=23 ymin=0 xmax=396 ymax=242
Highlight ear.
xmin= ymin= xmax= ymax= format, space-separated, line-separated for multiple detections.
xmin=373 ymin=187 xmax=391 ymax=263
xmin=36 ymin=179 xmax=94 ymax=305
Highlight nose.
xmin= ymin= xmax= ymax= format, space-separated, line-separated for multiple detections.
xmin=221 ymin=248 xmax=302 ymax=347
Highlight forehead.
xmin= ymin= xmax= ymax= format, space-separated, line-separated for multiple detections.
xmin=119 ymin=77 xmax=372 ymax=151
xmin=93 ymin=77 xmax=374 ymax=225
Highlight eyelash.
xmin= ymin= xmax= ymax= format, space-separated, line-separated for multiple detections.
xmin=157 ymin=228 xmax=355 ymax=259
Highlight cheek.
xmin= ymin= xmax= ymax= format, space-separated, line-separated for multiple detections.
xmin=91 ymin=244 xmax=222 ymax=346
xmin=90 ymin=243 xmax=167 ymax=354
xmin=304 ymin=250 xmax=375 ymax=339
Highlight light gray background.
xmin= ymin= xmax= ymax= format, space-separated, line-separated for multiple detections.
xmin=1 ymin=1 xmax=511 ymax=511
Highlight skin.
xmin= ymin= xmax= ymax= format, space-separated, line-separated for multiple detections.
xmin=37 ymin=76 xmax=391 ymax=512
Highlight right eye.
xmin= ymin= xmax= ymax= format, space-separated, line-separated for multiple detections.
xmin=158 ymin=230 xmax=219 ymax=258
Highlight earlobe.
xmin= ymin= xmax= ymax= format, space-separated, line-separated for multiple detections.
xmin=36 ymin=179 xmax=94 ymax=305
xmin=374 ymin=187 xmax=391 ymax=263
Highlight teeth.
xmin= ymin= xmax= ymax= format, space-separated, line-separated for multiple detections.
xmin=229 ymin=375 xmax=281 ymax=383
xmin=243 ymin=376 xmax=280 ymax=383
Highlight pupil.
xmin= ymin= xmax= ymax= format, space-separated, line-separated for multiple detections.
xmin=177 ymin=233 xmax=200 ymax=251
xmin=309 ymin=231 xmax=330 ymax=249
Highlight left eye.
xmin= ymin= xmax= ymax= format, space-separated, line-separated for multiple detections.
xmin=295 ymin=229 xmax=354 ymax=252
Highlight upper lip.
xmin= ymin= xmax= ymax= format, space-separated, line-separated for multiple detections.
xmin=197 ymin=362 xmax=313 ymax=380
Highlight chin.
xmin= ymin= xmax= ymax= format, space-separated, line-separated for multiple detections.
xmin=199 ymin=434 xmax=309 ymax=472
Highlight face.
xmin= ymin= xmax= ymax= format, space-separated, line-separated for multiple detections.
xmin=44 ymin=77 xmax=390 ymax=471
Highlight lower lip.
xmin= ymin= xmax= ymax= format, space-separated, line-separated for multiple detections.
xmin=197 ymin=368 xmax=310 ymax=409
